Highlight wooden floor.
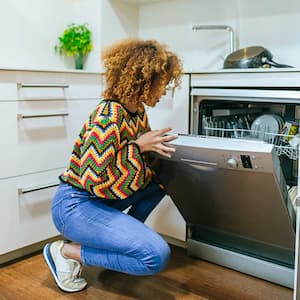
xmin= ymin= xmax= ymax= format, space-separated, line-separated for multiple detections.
xmin=0 ymin=245 xmax=293 ymax=300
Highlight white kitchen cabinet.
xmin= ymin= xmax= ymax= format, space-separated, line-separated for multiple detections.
xmin=16 ymin=72 xmax=102 ymax=100
xmin=145 ymin=74 xmax=190 ymax=242
xmin=0 ymin=98 xmax=99 ymax=179
xmin=0 ymin=69 xmax=103 ymax=261
xmin=0 ymin=168 xmax=64 ymax=255
xmin=0 ymin=70 xmax=102 ymax=179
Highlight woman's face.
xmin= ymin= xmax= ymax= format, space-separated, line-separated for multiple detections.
xmin=152 ymin=86 xmax=167 ymax=105
xmin=150 ymin=77 xmax=169 ymax=106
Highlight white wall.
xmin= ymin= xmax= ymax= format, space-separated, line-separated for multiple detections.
xmin=0 ymin=0 xmax=102 ymax=71
xmin=138 ymin=0 xmax=300 ymax=71
xmin=1 ymin=0 xmax=300 ymax=72
xmin=101 ymin=0 xmax=139 ymax=48
xmin=0 ymin=0 xmax=141 ymax=72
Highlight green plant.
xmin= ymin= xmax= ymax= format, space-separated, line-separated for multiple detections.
xmin=55 ymin=23 xmax=93 ymax=69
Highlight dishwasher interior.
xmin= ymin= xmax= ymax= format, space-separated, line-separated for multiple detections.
xmin=157 ymin=88 xmax=300 ymax=288
xmin=196 ymin=99 xmax=299 ymax=187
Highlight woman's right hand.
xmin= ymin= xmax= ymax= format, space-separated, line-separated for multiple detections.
xmin=134 ymin=127 xmax=178 ymax=158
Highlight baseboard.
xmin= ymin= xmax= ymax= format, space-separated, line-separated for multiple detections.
xmin=0 ymin=235 xmax=62 ymax=266
xmin=160 ymin=234 xmax=187 ymax=249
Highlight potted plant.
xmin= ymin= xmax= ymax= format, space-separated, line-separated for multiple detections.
xmin=55 ymin=23 xmax=93 ymax=69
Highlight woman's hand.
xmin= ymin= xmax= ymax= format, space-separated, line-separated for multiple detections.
xmin=134 ymin=127 xmax=178 ymax=158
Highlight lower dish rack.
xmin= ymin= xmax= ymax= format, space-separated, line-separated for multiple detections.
xmin=203 ymin=127 xmax=299 ymax=160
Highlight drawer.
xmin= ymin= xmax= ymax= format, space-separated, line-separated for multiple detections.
xmin=0 ymin=71 xmax=68 ymax=101
xmin=0 ymin=70 xmax=103 ymax=101
xmin=17 ymin=72 xmax=103 ymax=101
xmin=0 ymin=168 xmax=64 ymax=255
xmin=0 ymin=98 xmax=99 ymax=178
xmin=17 ymin=83 xmax=69 ymax=101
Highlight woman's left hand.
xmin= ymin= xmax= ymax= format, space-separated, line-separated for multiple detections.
xmin=134 ymin=127 xmax=178 ymax=158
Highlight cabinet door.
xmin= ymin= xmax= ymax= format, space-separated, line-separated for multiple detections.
xmin=145 ymin=195 xmax=186 ymax=241
xmin=145 ymin=74 xmax=190 ymax=242
xmin=0 ymin=168 xmax=64 ymax=255
xmin=0 ymin=98 xmax=99 ymax=179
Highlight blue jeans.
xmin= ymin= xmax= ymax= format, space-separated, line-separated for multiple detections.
xmin=51 ymin=182 xmax=170 ymax=275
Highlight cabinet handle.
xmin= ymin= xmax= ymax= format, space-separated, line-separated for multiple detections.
xmin=18 ymin=182 xmax=60 ymax=195
xmin=17 ymin=112 xmax=69 ymax=119
xmin=181 ymin=158 xmax=217 ymax=166
xmin=17 ymin=83 xmax=69 ymax=89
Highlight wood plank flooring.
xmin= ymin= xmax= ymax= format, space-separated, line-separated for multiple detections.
xmin=0 ymin=245 xmax=293 ymax=300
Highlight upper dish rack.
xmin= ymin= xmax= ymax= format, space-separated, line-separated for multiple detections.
xmin=203 ymin=118 xmax=299 ymax=160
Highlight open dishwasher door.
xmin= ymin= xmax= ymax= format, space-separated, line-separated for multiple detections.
xmin=156 ymin=134 xmax=296 ymax=287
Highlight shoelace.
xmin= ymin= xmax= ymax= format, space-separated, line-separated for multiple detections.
xmin=60 ymin=259 xmax=86 ymax=285
xmin=69 ymin=260 xmax=79 ymax=275
xmin=68 ymin=260 xmax=85 ymax=281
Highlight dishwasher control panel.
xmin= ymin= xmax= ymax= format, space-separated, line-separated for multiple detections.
xmin=240 ymin=155 xmax=253 ymax=169
xmin=226 ymin=155 xmax=254 ymax=169
xmin=221 ymin=152 xmax=272 ymax=172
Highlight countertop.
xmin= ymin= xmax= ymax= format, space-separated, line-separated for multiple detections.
xmin=0 ymin=66 xmax=103 ymax=74
xmin=2 ymin=66 xmax=300 ymax=75
xmin=185 ymin=67 xmax=300 ymax=74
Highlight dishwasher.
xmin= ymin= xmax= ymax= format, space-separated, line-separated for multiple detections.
xmin=155 ymin=78 xmax=300 ymax=290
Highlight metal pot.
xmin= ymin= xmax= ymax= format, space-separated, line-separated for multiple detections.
xmin=223 ymin=46 xmax=294 ymax=69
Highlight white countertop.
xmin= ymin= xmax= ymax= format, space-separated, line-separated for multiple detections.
xmin=0 ymin=66 xmax=103 ymax=74
xmin=1 ymin=66 xmax=300 ymax=75
xmin=185 ymin=67 xmax=300 ymax=74
xmin=188 ymin=67 xmax=300 ymax=87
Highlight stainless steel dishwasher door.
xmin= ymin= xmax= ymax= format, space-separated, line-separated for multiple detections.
xmin=156 ymin=135 xmax=296 ymax=267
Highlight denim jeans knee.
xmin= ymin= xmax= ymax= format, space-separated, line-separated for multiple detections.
xmin=141 ymin=237 xmax=171 ymax=275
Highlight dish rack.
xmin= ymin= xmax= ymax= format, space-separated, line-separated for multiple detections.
xmin=202 ymin=126 xmax=299 ymax=160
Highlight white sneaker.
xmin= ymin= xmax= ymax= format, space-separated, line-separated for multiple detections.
xmin=43 ymin=240 xmax=87 ymax=292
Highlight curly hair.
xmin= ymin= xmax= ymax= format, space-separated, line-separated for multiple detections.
xmin=101 ymin=38 xmax=183 ymax=107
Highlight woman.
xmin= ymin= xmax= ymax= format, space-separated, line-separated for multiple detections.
xmin=43 ymin=38 xmax=183 ymax=292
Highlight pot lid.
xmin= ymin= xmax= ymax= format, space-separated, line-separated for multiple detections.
xmin=225 ymin=46 xmax=266 ymax=62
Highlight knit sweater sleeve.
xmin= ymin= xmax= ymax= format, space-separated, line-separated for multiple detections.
xmin=79 ymin=118 xmax=149 ymax=199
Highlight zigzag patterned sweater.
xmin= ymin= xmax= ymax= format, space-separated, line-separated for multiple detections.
xmin=60 ymin=99 xmax=153 ymax=200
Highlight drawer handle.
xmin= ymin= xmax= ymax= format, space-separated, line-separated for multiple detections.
xmin=18 ymin=182 xmax=60 ymax=195
xmin=17 ymin=83 xmax=69 ymax=89
xmin=17 ymin=112 xmax=69 ymax=119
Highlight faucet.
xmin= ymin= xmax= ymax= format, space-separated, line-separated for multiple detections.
xmin=192 ymin=25 xmax=235 ymax=54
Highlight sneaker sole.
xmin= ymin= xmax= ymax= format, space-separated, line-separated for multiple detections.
xmin=43 ymin=243 xmax=87 ymax=293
